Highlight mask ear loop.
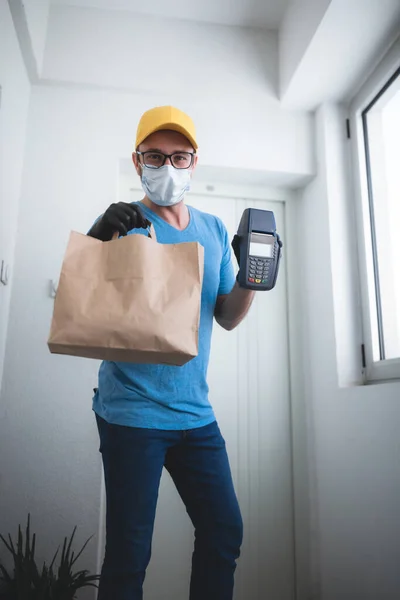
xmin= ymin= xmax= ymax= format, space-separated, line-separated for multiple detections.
xmin=136 ymin=150 xmax=144 ymax=175
xmin=136 ymin=152 xmax=153 ymax=237
xmin=137 ymin=151 xmax=150 ymax=237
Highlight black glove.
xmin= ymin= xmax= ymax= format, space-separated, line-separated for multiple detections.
xmin=231 ymin=235 xmax=242 ymax=284
xmin=88 ymin=202 xmax=151 ymax=241
xmin=231 ymin=235 xmax=241 ymax=267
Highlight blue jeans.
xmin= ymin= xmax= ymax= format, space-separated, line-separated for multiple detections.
xmin=96 ymin=415 xmax=243 ymax=600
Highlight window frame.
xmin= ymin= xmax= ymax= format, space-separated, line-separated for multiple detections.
xmin=350 ymin=36 xmax=400 ymax=383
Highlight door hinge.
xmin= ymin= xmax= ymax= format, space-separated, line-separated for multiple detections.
xmin=361 ymin=343 xmax=366 ymax=369
xmin=346 ymin=118 xmax=351 ymax=139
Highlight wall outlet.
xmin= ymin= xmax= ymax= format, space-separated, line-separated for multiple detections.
xmin=49 ymin=279 xmax=58 ymax=298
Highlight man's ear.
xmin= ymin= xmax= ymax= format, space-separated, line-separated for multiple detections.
xmin=191 ymin=153 xmax=198 ymax=174
xmin=132 ymin=151 xmax=142 ymax=177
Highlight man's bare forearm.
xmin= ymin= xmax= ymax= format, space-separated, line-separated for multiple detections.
xmin=214 ymin=283 xmax=255 ymax=331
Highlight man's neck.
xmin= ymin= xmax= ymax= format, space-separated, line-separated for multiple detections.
xmin=141 ymin=196 xmax=190 ymax=231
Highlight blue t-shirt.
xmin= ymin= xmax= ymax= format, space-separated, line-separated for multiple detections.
xmin=92 ymin=202 xmax=235 ymax=430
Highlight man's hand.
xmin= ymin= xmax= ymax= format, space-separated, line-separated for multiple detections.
xmin=88 ymin=202 xmax=151 ymax=241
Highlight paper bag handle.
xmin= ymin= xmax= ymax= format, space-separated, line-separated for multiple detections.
xmin=111 ymin=223 xmax=156 ymax=241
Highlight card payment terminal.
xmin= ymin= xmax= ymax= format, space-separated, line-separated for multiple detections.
xmin=237 ymin=208 xmax=282 ymax=291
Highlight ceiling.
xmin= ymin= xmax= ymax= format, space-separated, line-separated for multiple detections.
xmin=50 ymin=0 xmax=290 ymax=29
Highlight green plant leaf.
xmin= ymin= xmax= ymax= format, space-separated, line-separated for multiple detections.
xmin=0 ymin=517 xmax=100 ymax=600
xmin=49 ymin=546 xmax=59 ymax=571
xmin=0 ymin=533 xmax=13 ymax=556
xmin=17 ymin=524 xmax=23 ymax=555
xmin=60 ymin=533 xmax=68 ymax=566
xmin=31 ymin=532 xmax=36 ymax=563
xmin=65 ymin=527 xmax=77 ymax=562
xmin=0 ymin=562 xmax=12 ymax=582
xmin=24 ymin=514 xmax=30 ymax=559
xmin=7 ymin=533 xmax=15 ymax=556
xmin=70 ymin=535 xmax=93 ymax=568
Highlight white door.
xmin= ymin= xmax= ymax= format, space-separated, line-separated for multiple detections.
xmin=100 ymin=190 xmax=294 ymax=600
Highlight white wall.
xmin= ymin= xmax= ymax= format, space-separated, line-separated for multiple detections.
xmin=294 ymin=103 xmax=400 ymax=600
xmin=43 ymin=5 xmax=276 ymax=96
xmin=0 ymin=0 xmax=30 ymax=386
xmin=41 ymin=4 xmax=314 ymax=183
xmin=320 ymin=103 xmax=362 ymax=386
xmin=279 ymin=0 xmax=332 ymax=97
xmin=280 ymin=0 xmax=400 ymax=109
xmin=22 ymin=0 xmax=50 ymax=74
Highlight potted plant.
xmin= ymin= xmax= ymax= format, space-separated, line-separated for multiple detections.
xmin=0 ymin=515 xmax=99 ymax=599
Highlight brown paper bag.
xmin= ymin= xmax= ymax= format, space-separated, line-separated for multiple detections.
xmin=48 ymin=227 xmax=204 ymax=366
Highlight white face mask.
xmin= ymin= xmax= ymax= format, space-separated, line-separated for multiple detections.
xmin=140 ymin=165 xmax=192 ymax=207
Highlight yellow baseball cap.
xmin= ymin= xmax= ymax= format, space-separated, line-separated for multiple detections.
xmin=135 ymin=106 xmax=198 ymax=151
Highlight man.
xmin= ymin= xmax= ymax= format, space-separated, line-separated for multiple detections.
xmin=88 ymin=106 xmax=256 ymax=600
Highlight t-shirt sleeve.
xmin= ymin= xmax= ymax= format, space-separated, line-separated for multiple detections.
xmin=217 ymin=219 xmax=236 ymax=296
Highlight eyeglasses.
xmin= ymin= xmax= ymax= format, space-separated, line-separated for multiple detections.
xmin=136 ymin=151 xmax=195 ymax=170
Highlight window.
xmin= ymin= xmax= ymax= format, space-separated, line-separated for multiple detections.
xmin=351 ymin=38 xmax=400 ymax=382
